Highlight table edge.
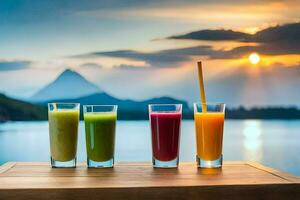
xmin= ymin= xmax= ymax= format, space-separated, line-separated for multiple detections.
xmin=246 ymin=162 xmax=300 ymax=183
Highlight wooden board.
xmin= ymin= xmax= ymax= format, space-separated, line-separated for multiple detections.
xmin=0 ymin=161 xmax=299 ymax=200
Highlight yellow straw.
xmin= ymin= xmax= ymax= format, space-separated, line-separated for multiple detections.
xmin=197 ymin=61 xmax=207 ymax=112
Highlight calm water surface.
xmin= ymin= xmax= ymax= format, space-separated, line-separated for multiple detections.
xmin=0 ymin=120 xmax=299 ymax=176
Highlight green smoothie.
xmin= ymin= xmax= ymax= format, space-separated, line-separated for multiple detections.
xmin=84 ymin=112 xmax=116 ymax=162
xmin=48 ymin=110 xmax=79 ymax=162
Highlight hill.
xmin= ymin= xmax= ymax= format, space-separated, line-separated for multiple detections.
xmin=0 ymin=94 xmax=47 ymax=121
xmin=1 ymin=93 xmax=300 ymax=121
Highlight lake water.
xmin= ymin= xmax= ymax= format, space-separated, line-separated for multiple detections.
xmin=0 ymin=120 xmax=299 ymax=176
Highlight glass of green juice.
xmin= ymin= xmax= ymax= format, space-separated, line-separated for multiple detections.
xmin=48 ymin=103 xmax=80 ymax=168
xmin=83 ymin=105 xmax=117 ymax=168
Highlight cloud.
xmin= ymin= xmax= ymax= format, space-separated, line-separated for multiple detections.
xmin=0 ymin=0 xmax=218 ymax=24
xmin=0 ymin=61 xmax=31 ymax=71
xmin=2 ymin=0 xmax=296 ymax=25
xmin=75 ymin=40 xmax=300 ymax=67
xmin=80 ymin=63 xmax=102 ymax=68
xmin=168 ymin=22 xmax=300 ymax=43
xmin=71 ymin=23 xmax=300 ymax=66
xmin=77 ymin=46 xmax=216 ymax=68
xmin=168 ymin=29 xmax=249 ymax=41
xmin=250 ymin=22 xmax=300 ymax=43
xmin=212 ymin=42 xmax=300 ymax=59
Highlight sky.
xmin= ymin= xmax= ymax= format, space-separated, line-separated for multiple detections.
xmin=0 ymin=0 xmax=300 ymax=107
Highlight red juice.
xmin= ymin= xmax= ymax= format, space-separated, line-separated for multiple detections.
xmin=150 ymin=112 xmax=181 ymax=161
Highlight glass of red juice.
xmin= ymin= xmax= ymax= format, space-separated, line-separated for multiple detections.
xmin=149 ymin=104 xmax=182 ymax=168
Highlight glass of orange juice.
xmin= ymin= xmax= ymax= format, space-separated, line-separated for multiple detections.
xmin=194 ymin=103 xmax=225 ymax=168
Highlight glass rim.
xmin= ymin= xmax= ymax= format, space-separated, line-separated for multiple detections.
xmin=48 ymin=102 xmax=80 ymax=111
xmin=194 ymin=102 xmax=225 ymax=113
xmin=48 ymin=102 xmax=80 ymax=105
xmin=194 ymin=102 xmax=225 ymax=106
xmin=83 ymin=105 xmax=118 ymax=113
xmin=148 ymin=104 xmax=182 ymax=107
xmin=149 ymin=104 xmax=182 ymax=113
xmin=83 ymin=105 xmax=118 ymax=108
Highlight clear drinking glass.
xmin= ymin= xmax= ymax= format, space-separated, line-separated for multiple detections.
xmin=149 ymin=104 xmax=182 ymax=168
xmin=83 ymin=105 xmax=117 ymax=168
xmin=194 ymin=103 xmax=225 ymax=168
xmin=48 ymin=103 xmax=80 ymax=168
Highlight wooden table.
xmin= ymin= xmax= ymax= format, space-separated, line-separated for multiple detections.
xmin=0 ymin=161 xmax=299 ymax=200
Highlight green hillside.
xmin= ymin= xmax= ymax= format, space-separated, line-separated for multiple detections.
xmin=1 ymin=93 xmax=300 ymax=121
xmin=0 ymin=94 xmax=47 ymax=121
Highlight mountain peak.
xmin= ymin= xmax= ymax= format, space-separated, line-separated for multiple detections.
xmin=62 ymin=68 xmax=74 ymax=74
xmin=30 ymin=69 xmax=102 ymax=102
xmin=57 ymin=69 xmax=83 ymax=79
xmin=60 ymin=68 xmax=78 ymax=75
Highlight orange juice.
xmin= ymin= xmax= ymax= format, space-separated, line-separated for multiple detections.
xmin=194 ymin=112 xmax=224 ymax=160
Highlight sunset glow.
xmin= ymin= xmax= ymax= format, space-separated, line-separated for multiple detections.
xmin=0 ymin=0 xmax=299 ymax=107
xmin=249 ymin=53 xmax=261 ymax=65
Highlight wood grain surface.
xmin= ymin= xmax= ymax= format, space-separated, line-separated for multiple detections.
xmin=0 ymin=161 xmax=299 ymax=200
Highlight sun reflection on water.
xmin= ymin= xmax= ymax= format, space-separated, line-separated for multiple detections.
xmin=242 ymin=120 xmax=263 ymax=162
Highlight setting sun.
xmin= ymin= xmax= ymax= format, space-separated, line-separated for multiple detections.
xmin=249 ymin=53 xmax=261 ymax=65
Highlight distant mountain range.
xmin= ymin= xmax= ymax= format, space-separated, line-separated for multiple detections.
xmin=30 ymin=69 xmax=101 ymax=102
xmin=1 ymin=69 xmax=300 ymax=121
xmin=29 ymin=69 xmax=192 ymax=119
xmin=1 ymin=93 xmax=300 ymax=121
xmin=0 ymin=92 xmax=191 ymax=121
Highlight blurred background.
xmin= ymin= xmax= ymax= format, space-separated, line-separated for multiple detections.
xmin=0 ymin=0 xmax=300 ymax=175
